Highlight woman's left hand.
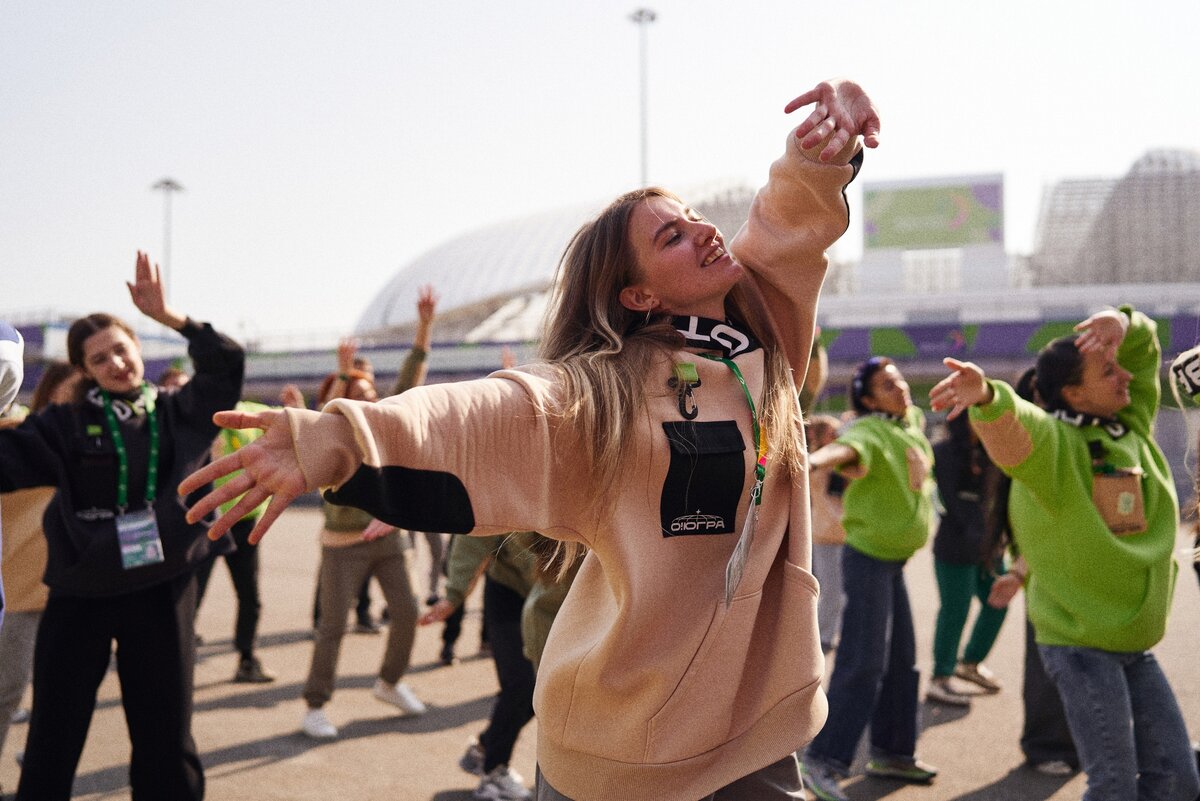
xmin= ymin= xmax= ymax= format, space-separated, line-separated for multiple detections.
xmin=785 ymin=79 xmax=881 ymax=162
xmin=127 ymin=250 xmax=187 ymax=329
xmin=180 ymin=408 xmax=308 ymax=544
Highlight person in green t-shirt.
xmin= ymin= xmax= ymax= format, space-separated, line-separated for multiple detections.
xmin=195 ymin=399 xmax=276 ymax=684
xmin=931 ymin=307 xmax=1199 ymax=801
xmin=801 ymin=357 xmax=937 ymax=798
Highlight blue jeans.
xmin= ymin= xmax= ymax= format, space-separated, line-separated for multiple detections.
xmin=1038 ymin=644 xmax=1199 ymax=801
xmin=806 ymin=545 xmax=920 ymax=771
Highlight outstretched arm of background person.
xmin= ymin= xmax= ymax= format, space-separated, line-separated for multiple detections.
xmin=930 ymin=358 xmax=994 ymax=420
xmin=808 ymin=441 xmax=863 ymax=476
xmin=127 ymin=250 xmax=188 ymax=330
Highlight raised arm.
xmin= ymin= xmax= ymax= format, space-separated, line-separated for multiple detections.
xmin=127 ymin=251 xmax=187 ymax=330
xmin=730 ymin=78 xmax=878 ymax=384
xmin=785 ymin=78 xmax=882 ymax=164
xmin=391 ymin=286 xmax=438 ymax=396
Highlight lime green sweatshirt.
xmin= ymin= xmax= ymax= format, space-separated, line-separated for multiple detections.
xmin=837 ymin=406 xmax=934 ymax=561
xmin=969 ymin=307 xmax=1178 ymax=651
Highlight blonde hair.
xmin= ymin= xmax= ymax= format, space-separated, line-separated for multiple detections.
xmin=538 ymin=188 xmax=807 ymax=570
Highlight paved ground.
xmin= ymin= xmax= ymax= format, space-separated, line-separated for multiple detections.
xmin=2 ymin=506 xmax=1198 ymax=800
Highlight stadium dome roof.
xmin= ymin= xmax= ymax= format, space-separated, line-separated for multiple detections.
xmin=355 ymin=183 xmax=757 ymax=343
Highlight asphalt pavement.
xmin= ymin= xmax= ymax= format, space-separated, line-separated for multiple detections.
xmin=2 ymin=506 xmax=1197 ymax=800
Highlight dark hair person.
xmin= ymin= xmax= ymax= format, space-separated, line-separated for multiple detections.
xmin=931 ymin=307 xmax=1199 ymax=801
xmin=801 ymin=356 xmax=937 ymax=800
xmin=181 ymin=79 xmax=879 ymax=801
xmin=0 ymin=252 xmax=244 ymax=801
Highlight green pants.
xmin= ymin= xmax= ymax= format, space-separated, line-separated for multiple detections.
xmin=932 ymin=559 xmax=1008 ymax=678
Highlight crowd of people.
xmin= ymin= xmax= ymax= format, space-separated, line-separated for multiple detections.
xmin=1 ymin=76 xmax=1199 ymax=801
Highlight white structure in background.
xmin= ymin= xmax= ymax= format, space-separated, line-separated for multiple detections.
xmin=1030 ymin=149 xmax=1200 ymax=286
xmin=354 ymin=183 xmax=756 ymax=345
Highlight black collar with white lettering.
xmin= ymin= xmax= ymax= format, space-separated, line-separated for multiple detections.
xmin=671 ymin=316 xmax=760 ymax=359
xmin=85 ymin=384 xmax=157 ymax=421
xmin=1050 ymin=408 xmax=1127 ymax=439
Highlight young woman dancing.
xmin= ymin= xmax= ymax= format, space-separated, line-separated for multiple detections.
xmin=931 ymin=307 xmax=1200 ymax=801
xmin=182 ymin=78 xmax=879 ymax=801
xmin=0 ymin=252 xmax=244 ymax=801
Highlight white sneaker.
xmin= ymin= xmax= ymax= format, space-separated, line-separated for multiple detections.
xmin=926 ymin=675 xmax=973 ymax=707
xmin=301 ymin=708 xmax=338 ymax=739
xmin=473 ymin=764 xmax=531 ymax=801
xmin=372 ymin=678 xmax=427 ymax=716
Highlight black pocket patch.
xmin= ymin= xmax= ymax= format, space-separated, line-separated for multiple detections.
xmin=660 ymin=420 xmax=745 ymax=537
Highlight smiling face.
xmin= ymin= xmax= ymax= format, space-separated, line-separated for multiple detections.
xmin=81 ymin=326 xmax=145 ymax=394
xmin=862 ymin=363 xmax=912 ymax=417
xmin=620 ymin=195 xmax=743 ymax=320
xmin=1061 ymin=348 xmax=1133 ymax=418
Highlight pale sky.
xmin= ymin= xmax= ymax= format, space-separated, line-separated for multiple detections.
xmin=2 ymin=0 xmax=1197 ymax=344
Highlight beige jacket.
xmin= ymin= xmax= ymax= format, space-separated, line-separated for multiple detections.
xmin=281 ymin=130 xmax=860 ymax=801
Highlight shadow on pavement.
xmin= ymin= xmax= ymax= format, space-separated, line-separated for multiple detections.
xmin=72 ymin=693 xmax=494 ymax=797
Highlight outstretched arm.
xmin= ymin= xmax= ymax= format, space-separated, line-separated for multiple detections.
xmin=785 ymin=78 xmax=881 ymax=164
xmin=930 ymin=358 xmax=995 ymax=420
xmin=128 ymin=251 xmax=187 ymax=330
xmin=180 ymin=408 xmax=309 ymax=543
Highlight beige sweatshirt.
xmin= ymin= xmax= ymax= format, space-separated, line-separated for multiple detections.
xmin=280 ymin=129 xmax=860 ymax=801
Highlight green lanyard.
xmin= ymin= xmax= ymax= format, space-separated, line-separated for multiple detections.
xmin=100 ymin=383 xmax=159 ymax=513
xmin=698 ymin=353 xmax=767 ymax=504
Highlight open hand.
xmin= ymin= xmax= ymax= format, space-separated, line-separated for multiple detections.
xmin=180 ymin=408 xmax=308 ymax=544
xmin=930 ymin=358 xmax=992 ymax=420
xmin=128 ymin=251 xmax=186 ymax=329
xmin=785 ymin=79 xmax=881 ymax=162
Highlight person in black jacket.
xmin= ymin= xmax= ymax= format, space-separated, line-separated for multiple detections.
xmin=925 ymin=411 xmax=1010 ymax=707
xmin=0 ymin=251 xmax=244 ymax=801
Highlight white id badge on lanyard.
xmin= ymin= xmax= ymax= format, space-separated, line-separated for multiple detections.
xmin=116 ymin=508 xmax=166 ymax=569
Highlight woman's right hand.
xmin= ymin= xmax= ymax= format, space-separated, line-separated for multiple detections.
xmin=180 ymin=408 xmax=308 ymax=544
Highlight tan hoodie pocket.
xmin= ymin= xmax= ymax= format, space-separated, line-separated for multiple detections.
xmin=644 ymin=561 xmax=822 ymax=762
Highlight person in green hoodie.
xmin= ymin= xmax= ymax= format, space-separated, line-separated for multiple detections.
xmin=931 ymin=307 xmax=1199 ymax=801
xmin=800 ymin=357 xmax=937 ymax=801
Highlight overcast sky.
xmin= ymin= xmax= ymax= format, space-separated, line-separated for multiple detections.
xmin=2 ymin=0 xmax=1197 ymax=343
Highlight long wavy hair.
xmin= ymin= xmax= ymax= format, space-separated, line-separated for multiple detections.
xmin=539 ymin=186 xmax=807 ymax=521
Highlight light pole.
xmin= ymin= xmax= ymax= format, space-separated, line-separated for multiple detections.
xmin=629 ymin=8 xmax=656 ymax=187
xmin=151 ymin=178 xmax=184 ymax=300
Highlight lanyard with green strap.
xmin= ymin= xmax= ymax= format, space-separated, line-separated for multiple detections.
xmin=99 ymin=383 xmax=160 ymax=513
xmin=697 ymin=353 xmax=767 ymax=605
xmin=698 ymin=353 xmax=767 ymax=504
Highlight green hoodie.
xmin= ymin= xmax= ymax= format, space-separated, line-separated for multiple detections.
xmin=837 ymin=405 xmax=934 ymax=561
xmin=969 ymin=307 xmax=1178 ymax=651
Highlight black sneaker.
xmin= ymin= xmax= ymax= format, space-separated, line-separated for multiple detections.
xmin=233 ymin=656 xmax=276 ymax=684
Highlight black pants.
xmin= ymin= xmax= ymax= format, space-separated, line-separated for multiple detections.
xmin=1020 ymin=617 xmax=1078 ymax=767
xmin=479 ymin=576 xmax=536 ymax=772
xmin=195 ymin=517 xmax=261 ymax=658
xmin=18 ymin=574 xmax=204 ymax=801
